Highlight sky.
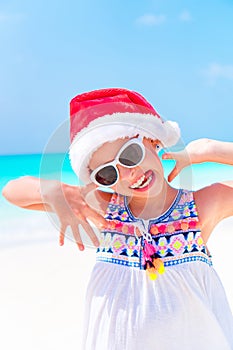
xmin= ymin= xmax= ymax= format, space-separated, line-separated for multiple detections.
xmin=0 ymin=0 xmax=233 ymax=155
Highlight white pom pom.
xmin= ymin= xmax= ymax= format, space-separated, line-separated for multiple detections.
xmin=163 ymin=121 xmax=180 ymax=147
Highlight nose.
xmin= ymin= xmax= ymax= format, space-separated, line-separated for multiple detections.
xmin=117 ymin=164 xmax=143 ymax=182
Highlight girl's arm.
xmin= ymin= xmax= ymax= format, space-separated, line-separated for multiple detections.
xmin=162 ymin=138 xmax=233 ymax=182
xmin=162 ymin=139 xmax=233 ymax=240
xmin=2 ymin=176 xmax=57 ymax=211
xmin=2 ymin=176 xmax=108 ymax=250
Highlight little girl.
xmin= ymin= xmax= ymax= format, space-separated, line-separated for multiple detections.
xmin=3 ymin=88 xmax=233 ymax=350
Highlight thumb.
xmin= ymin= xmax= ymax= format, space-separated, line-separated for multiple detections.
xmin=162 ymin=151 xmax=181 ymax=161
xmin=162 ymin=152 xmax=174 ymax=160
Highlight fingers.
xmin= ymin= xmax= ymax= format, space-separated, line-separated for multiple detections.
xmin=163 ymin=151 xmax=188 ymax=182
xmin=162 ymin=151 xmax=180 ymax=161
xmin=60 ymin=207 xmax=104 ymax=250
xmin=59 ymin=222 xmax=85 ymax=251
xmin=56 ymin=185 xmax=105 ymax=250
xmin=87 ymin=212 xmax=108 ymax=230
xmin=59 ymin=233 xmax=65 ymax=246
xmin=82 ymin=221 xmax=100 ymax=248
xmin=73 ymin=205 xmax=107 ymax=230
xmin=162 ymin=152 xmax=179 ymax=182
xmin=70 ymin=224 xmax=85 ymax=251
xmin=167 ymin=166 xmax=179 ymax=182
xmin=162 ymin=152 xmax=174 ymax=160
xmin=59 ymin=224 xmax=67 ymax=246
xmin=71 ymin=220 xmax=99 ymax=250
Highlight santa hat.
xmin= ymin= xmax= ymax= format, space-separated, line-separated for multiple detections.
xmin=69 ymin=88 xmax=180 ymax=183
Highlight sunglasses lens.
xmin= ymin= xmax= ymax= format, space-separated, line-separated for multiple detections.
xmin=119 ymin=143 xmax=144 ymax=166
xmin=95 ymin=165 xmax=118 ymax=186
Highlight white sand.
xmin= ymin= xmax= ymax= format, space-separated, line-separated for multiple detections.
xmin=0 ymin=216 xmax=233 ymax=350
xmin=0 ymin=239 xmax=96 ymax=350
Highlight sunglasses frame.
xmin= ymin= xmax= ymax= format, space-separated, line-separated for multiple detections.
xmin=90 ymin=137 xmax=146 ymax=187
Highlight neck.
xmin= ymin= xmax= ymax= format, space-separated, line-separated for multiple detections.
xmin=127 ymin=182 xmax=178 ymax=220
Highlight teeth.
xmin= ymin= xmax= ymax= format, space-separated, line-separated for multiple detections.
xmin=130 ymin=175 xmax=145 ymax=189
xmin=138 ymin=175 xmax=152 ymax=188
xmin=130 ymin=174 xmax=153 ymax=189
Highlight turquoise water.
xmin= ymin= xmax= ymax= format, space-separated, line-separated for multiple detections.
xmin=0 ymin=153 xmax=79 ymax=186
xmin=0 ymin=153 xmax=81 ymax=247
xmin=1 ymin=152 xmax=233 ymax=213
xmin=1 ymin=152 xmax=233 ymax=194
xmin=1 ymin=153 xmax=233 ymax=247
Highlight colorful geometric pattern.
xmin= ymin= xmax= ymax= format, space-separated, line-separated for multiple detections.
xmin=96 ymin=190 xmax=212 ymax=269
xmin=97 ymin=232 xmax=141 ymax=268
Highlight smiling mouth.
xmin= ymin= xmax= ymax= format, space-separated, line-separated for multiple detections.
xmin=129 ymin=170 xmax=154 ymax=190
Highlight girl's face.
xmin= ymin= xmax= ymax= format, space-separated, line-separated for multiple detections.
xmin=88 ymin=137 xmax=165 ymax=198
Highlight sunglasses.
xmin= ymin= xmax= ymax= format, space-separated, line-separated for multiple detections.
xmin=90 ymin=138 xmax=146 ymax=187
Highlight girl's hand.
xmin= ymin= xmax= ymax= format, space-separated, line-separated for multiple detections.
xmin=162 ymin=149 xmax=190 ymax=182
xmin=42 ymin=181 xmax=107 ymax=251
xmin=162 ymin=139 xmax=211 ymax=182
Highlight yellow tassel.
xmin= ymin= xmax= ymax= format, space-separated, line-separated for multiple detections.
xmin=152 ymin=258 xmax=165 ymax=275
xmin=145 ymin=261 xmax=158 ymax=280
xmin=146 ymin=268 xmax=158 ymax=280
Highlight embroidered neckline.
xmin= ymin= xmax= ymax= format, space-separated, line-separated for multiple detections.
xmin=123 ymin=188 xmax=183 ymax=224
xmin=99 ymin=189 xmax=212 ymax=280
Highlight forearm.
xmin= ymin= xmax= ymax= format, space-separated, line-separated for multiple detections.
xmin=2 ymin=176 xmax=59 ymax=210
xmin=195 ymin=139 xmax=233 ymax=165
xmin=162 ymin=138 xmax=233 ymax=182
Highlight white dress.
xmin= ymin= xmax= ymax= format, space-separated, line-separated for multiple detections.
xmin=82 ymin=189 xmax=233 ymax=350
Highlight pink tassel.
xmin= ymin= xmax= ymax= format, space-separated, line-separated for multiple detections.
xmin=143 ymin=240 xmax=157 ymax=259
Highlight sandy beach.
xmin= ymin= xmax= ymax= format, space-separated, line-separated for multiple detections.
xmin=0 ymin=211 xmax=95 ymax=350
xmin=0 ymin=213 xmax=233 ymax=350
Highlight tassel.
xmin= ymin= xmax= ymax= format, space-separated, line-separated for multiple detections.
xmin=145 ymin=260 xmax=158 ymax=280
xmin=143 ymin=240 xmax=165 ymax=280
xmin=143 ymin=240 xmax=157 ymax=259
xmin=152 ymin=257 xmax=165 ymax=275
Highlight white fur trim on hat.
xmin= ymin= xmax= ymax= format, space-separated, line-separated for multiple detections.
xmin=69 ymin=112 xmax=180 ymax=183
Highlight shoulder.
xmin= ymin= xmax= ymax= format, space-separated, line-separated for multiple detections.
xmin=193 ymin=182 xmax=233 ymax=240
xmin=194 ymin=182 xmax=233 ymax=218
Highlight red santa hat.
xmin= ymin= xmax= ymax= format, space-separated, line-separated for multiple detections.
xmin=69 ymin=88 xmax=180 ymax=183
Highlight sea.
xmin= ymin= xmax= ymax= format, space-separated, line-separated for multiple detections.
xmin=1 ymin=152 xmax=233 ymax=249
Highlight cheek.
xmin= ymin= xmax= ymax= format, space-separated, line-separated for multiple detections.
xmin=145 ymin=151 xmax=164 ymax=172
xmin=112 ymin=170 xmax=133 ymax=195
xmin=157 ymin=160 xmax=164 ymax=175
